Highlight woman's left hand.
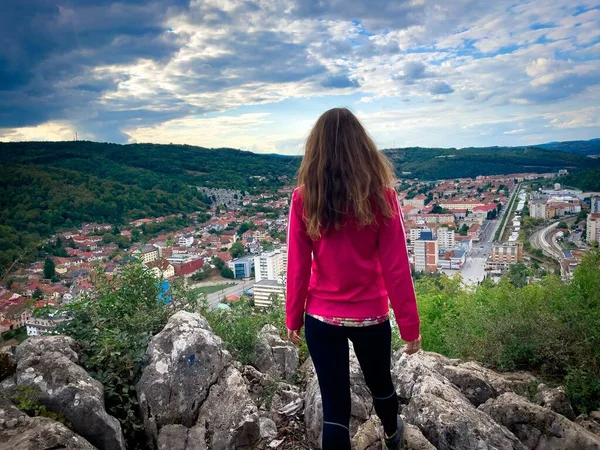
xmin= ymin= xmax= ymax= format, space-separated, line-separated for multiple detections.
xmin=287 ymin=328 xmax=302 ymax=345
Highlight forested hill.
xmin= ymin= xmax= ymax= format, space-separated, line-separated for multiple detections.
xmin=0 ymin=139 xmax=598 ymax=273
xmin=381 ymin=145 xmax=600 ymax=180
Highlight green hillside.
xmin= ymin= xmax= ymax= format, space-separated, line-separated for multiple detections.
xmin=1 ymin=140 xmax=598 ymax=274
xmin=382 ymin=146 xmax=600 ymax=180
xmin=558 ymin=167 xmax=600 ymax=191
xmin=536 ymin=138 xmax=600 ymax=157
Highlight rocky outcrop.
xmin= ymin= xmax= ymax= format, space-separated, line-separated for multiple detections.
xmin=533 ymin=383 xmax=576 ymax=420
xmin=14 ymin=336 xmax=125 ymax=450
xmin=254 ymin=325 xmax=299 ymax=381
xmin=351 ymin=415 xmax=435 ymax=450
xmin=394 ymin=352 xmax=526 ymax=450
xmin=137 ymin=311 xmax=262 ymax=450
xmin=5 ymin=315 xmax=595 ymax=450
xmin=480 ymin=392 xmax=600 ymax=449
xmin=0 ymin=396 xmax=96 ymax=450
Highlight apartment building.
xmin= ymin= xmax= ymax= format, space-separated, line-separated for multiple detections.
xmin=253 ymin=279 xmax=285 ymax=308
xmin=586 ymin=213 xmax=600 ymax=244
xmin=485 ymin=242 xmax=524 ymax=271
xmin=254 ymin=249 xmax=285 ymax=283
xmin=530 ymin=200 xmax=547 ymax=219
xmin=437 ymin=228 xmax=455 ymax=250
xmin=141 ymin=244 xmax=159 ymax=263
xmin=414 ymin=231 xmax=438 ymax=272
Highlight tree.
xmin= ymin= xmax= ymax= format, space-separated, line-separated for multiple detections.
xmin=557 ymin=221 xmax=568 ymax=229
xmin=55 ymin=235 xmax=63 ymax=248
xmin=43 ymin=257 xmax=55 ymax=279
xmin=230 ymin=241 xmax=245 ymax=259
xmin=237 ymin=221 xmax=256 ymax=236
xmin=32 ymin=287 xmax=43 ymax=299
xmin=220 ymin=266 xmax=234 ymax=279
xmin=458 ymin=224 xmax=469 ymax=236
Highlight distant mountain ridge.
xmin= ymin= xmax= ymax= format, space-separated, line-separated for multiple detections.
xmin=535 ymin=138 xmax=600 ymax=156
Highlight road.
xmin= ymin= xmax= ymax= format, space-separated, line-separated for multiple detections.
xmin=200 ymin=280 xmax=256 ymax=310
xmin=530 ymin=218 xmax=577 ymax=262
xmin=458 ymin=185 xmax=520 ymax=285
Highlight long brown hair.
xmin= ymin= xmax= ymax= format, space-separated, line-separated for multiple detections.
xmin=298 ymin=107 xmax=396 ymax=239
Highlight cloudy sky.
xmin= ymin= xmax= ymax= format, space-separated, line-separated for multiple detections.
xmin=1 ymin=0 xmax=599 ymax=154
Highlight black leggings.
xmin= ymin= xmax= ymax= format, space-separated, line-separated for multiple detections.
xmin=305 ymin=314 xmax=398 ymax=450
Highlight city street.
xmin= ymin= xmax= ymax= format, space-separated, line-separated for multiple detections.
xmin=203 ymin=280 xmax=256 ymax=310
xmin=456 ymin=185 xmax=519 ymax=285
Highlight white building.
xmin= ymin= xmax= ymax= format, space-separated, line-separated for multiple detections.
xmin=587 ymin=213 xmax=600 ymax=244
xmin=26 ymin=314 xmax=69 ymax=336
xmin=253 ymin=279 xmax=285 ymax=308
xmin=530 ymin=200 xmax=547 ymax=219
xmin=141 ymin=245 xmax=159 ymax=263
xmin=592 ymin=196 xmax=600 ymax=214
xmin=437 ymin=228 xmax=455 ymax=250
xmin=254 ymin=250 xmax=285 ymax=283
xmin=179 ymin=234 xmax=194 ymax=247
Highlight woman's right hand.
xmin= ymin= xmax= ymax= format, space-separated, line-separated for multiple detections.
xmin=403 ymin=335 xmax=422 ymax=355
xmin=287 ymin=328 xmax=302 ymax=345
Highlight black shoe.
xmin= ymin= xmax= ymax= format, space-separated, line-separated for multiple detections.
xmin=384 ymin=416 xmax=404 ymax=449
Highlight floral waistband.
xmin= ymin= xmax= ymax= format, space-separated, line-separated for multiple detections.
xmin=307 ymin=312 xmax=389 ymax=327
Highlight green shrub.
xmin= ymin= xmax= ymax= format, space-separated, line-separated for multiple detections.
xmin=12 ymin=385 xmax=70 ymax=425
xmin=417 ymin=248 xmax=600 ymax=414
xmin=203 ymin=296 xmax=288 ymax=365
xmin=56 ymin=260 xmax=198 ymax=448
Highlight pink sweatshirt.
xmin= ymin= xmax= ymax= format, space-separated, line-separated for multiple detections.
xmin=285 ymin=187 xmax=420 ymax=342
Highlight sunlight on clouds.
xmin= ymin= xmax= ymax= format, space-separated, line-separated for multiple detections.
xmin=0 ymin=122 xmax=77 ymax=142
xmin=127 ymin=113 xmax=303 ymax=153
xmin=544 ymin=107 xmax=600 ymax=129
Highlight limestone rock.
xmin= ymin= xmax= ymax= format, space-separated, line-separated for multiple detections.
xmin=405 ymin=392 xmax=526 ymax=450
xmin=137 ymin=311 xmax=232 ymax=443
xmin=0 ymin=396 xmax=96 ymax=450
xmin=533 ymin=383 xmax=575 ymax=420
xmin=254 ymin=325 xmax=299 ymax=381
xmin=576 ymin=414 xmax=600 ymax=437
xmin=15 ymin=336 xmax=125 ymax=450
xmin=260 ymin=416 xmax=278 ymax=439
xmin=351 ymin=415 xmax=437 ymax=450
xmin=394 ymin=353 xmax=526 ymax=450
xmin=480 ymin=392 xmax=600 ymax=450
xmin=156 ymin=424 xmax=206 ymax=450
xmin=0 ymin=376 xmax=16 ymax=397
xmin=195 ymin=365 xmax=261 ymax=450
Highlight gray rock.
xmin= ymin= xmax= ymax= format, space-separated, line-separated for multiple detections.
xmin=456 ymin=361 xmax=537 ymax=398
xmin=394 ymin=353 xmax=525 ymax=450
xmin=15 ymin=336 xmax=125 ymax=450
xmin=137 ymin=311 xmax=232 ymax=445
xmin=254 ymin=325 xmax=299 ymax=381
xmin=576 ymin=414 xmax=600 ymax=437
xmin=259 ymin=416 xmax=278 ymax=439
xmin=592 ymin=410 xmax=600 ymax=423
xmin=480 ymin=392 xmax=600 ymax=450
xmin=351 ymin=415 xmax=437 ymax=450
xmin=436 ymin=364 xmax=498 ymax=406
xmin=0 ymin=396 xmax=96 ymax=450
xmin=0 ymin=376 xmax=16 ymax=397
xmin=304 ymin=344 xmax=374 ymax=448
xmin=156 ymin=424 xmax=206 ymax=450
xmin=195 ymin=365 xmax=261 ymax=450
xmin=405 ymin=392 xmax=526 ymax=450
xmin=533 ymin=383 xmax=575 ymax=420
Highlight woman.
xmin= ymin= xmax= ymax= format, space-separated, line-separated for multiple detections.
xmin=286 ymin=108 xmax=421 ymax=450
